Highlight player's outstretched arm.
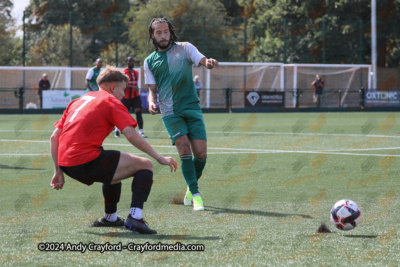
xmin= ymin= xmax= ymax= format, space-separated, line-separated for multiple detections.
xmin=122 ymin=126 xmax=177 ymax=172
xmin=50 ymin=128 xmax=65 ymax=190
xmin=148 ymin=84 xmax=158 ymax=115
xmin=199 ymin=57 xmax=219 ymax=70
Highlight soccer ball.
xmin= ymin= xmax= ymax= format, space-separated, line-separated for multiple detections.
xmin=330 ymin=199 xmax=362 ymax=230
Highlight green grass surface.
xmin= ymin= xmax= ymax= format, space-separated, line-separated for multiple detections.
xmin=0 ymin=112 xmax=399 ymax=266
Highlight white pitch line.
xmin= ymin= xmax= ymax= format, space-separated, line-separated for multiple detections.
xmin=102 ymin=143 xmax=400 ymax=153
xmin=0 ymin=139 xmax=49 ymax=143
xmin=313 ymin=147 xmax=400 ymax=152
xmin=1 ymin=150 xmax=399 ymax=157
xmin=207 ymin=131 xmax=400 ymax=139
xmin=0 ymin=130 xmax=55 ymax=132
xmin=1 ymin=139 xmax=400 ymax=155
xmin=2 ymin=129 xmax=400 ymax=139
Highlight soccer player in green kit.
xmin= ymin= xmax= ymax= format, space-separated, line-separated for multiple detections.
xmin=144 ymin=18 xmax=218 ymax=211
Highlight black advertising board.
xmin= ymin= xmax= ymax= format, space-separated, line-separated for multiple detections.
xmin=245 ymin=91 xmax=285 ymax=107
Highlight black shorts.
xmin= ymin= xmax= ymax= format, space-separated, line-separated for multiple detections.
xmin=60 ymin=150 xmax=121 ymax=186
xmin=122 ymin=97 xmax=142 ymax=111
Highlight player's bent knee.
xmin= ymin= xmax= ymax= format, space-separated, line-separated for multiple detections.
xmin=141 ymin=158 xmax=153 ymax=172
xmin=176 ymin=139 xmax=192 ymax=155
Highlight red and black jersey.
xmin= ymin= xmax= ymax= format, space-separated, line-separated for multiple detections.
xmin=123 ymin=67 xmax=140 ymax=99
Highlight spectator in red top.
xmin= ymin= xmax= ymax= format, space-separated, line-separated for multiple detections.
xmin=50 ymin=66 xmax=177 ymax=234
xmin=114 ymin=56 xmax=147 ymax=138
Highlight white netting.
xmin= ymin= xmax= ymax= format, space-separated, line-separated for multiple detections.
xmin=0 ymin=64 xmax=370 ymax=109
xmin=285 ymin=64 xmax=371 ymax=107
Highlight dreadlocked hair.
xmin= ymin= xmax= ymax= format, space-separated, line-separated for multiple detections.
xmin=148 ymin=17 xmax=179 ymax=50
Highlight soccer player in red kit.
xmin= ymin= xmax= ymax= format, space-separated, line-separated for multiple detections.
xmin=50 ymin=66 xmax=177 ymax=234
xmin=114 ymin=56 xmax=147 ymax=138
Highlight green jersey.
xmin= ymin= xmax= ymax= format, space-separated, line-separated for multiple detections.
xmin=86 ymin=67 xmax=101 ymax=91
xmin=144 ymin=42 xmax=205 ymax=117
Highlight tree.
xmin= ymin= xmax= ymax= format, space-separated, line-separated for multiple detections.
xmin=0 ymin=0 xmax=18 ymax=65
xmin=24 ymin=0 xmax=130 ymax=66
xmin=241 ymin=0 xmax=400 ymax=67
xmin=28 ymin=25 xmax=88 ymax=66
xmin=125 ymin=0 xmax=244 ymax=63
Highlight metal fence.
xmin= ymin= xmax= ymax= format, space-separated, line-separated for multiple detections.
xmin=1 ymin=87 xmax=370 ymax=112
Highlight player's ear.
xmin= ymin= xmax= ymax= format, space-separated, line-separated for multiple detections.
xmin=110 ymin=83 xmax=116 ymax=93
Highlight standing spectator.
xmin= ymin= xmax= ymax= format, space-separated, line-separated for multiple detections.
xmin=38 ymin=73 xmax=51 ymax=108
xmin=114 ymin=56 xmax=147 ymax=138
xmin=86 ymin=58 xmax=103 ymax=92
xmin=193 ymin=75 xmax=202 ymax=100
xmin=311 ymin=74 xmax=324 ymax=107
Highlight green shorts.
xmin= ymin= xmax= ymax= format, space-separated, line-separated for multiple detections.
xmin=162 ymin=109 xmax=207 ymax=145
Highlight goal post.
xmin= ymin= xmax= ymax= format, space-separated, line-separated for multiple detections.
xmin=284 ymin=64 xmax=371 ymax=107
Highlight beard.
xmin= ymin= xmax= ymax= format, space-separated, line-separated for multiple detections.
xmin=155 ymin=38 xmax=171 ymax=50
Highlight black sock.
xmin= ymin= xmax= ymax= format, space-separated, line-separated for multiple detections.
xmin=131 ymin=170 xmax=153 ymax=209
xmin=102 ymin=182 xmax=121 ymax=214
xmin=136 ymin=111 xmax=143 ymax=130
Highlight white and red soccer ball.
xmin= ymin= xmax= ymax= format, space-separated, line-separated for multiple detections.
xmin=330 ymin=199 xmax=362 ymax=230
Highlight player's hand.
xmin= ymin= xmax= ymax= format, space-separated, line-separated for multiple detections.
xmin=149 ymin=102 xmax=158 ymax=115
xmin=157 ymin=156 xmax=177 ymax=172
xmin=51 ymin=171 xmax=65 ymax=190
xmin=206 ymin=58 xmax=219 ymax=69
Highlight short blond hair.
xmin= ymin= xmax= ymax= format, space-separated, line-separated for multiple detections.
xmin=97 ymin=66 xmax=129 ymax=85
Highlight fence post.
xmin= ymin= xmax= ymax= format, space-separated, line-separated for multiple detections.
xmin=359 ymin=19 xmax=363 ymax=89
xmin=18 ymin=87 xmax=24 ymax=112
xmin=360 ymin=88 xmax=365 ymax=109
xmin=22 ymin=11 xmax=26 ymax=112
xmin=244 ymin=18 xmax=247 ymax=62
xmin=283 ymin=17 xmax=287 ymax=63
xmin=115 ymin=13 xmax=119 ymax=67
xmin=322 ymin=18 xmax=326 ymax=64
xmin=226 ymin=88 xmax=231 ymax=112
xmin=22 ymin=11 xmax=26 ymax=67
xmin=202 ymin=16 xmax=206 ymax=108
xmin=69 ymin=11 xmax=73 ymax=67
xmin=202 ymin=16 xmax=206 ymax=55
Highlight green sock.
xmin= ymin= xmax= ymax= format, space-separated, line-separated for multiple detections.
xmin=193 ymin=157 xmax=206 ymax=181
xmin=180 ymin=155 xmax=199 ymax=194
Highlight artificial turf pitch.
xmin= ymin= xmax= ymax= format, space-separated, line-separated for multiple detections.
xmin=0 ymin=112 xmax=399 ymax=265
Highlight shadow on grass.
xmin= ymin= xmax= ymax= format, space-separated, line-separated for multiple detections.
xmin=0 ymin=164 xmax=45 ymax=171
xmin=205 ymin=206 xmax=312 ymax=219
xmin=84 ymin=231 xmax=220 ymax=240
xmin=343 ymin=235 xmax=378 ymax=238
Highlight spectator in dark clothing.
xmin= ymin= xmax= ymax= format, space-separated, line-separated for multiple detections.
xmin=38 ymin=73 xmax=51 ymax=108
xmin=311 ymin=74 xmax=324 ymax=107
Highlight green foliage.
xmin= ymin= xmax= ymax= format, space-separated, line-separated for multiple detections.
xmin=245 ymin=0 xmax=400 ymax=66
xmin=27 ymin=25 xmax=88 ymax=66
xmin=24 ymin=0 xmax=130 ymax=65
xmin=5 ymin=0 xmax=399 ymax=67
xmin=125 ymin=0 xmax=244 ymax=63
xmin=0 ymin=0 xmax=17 ymax=65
